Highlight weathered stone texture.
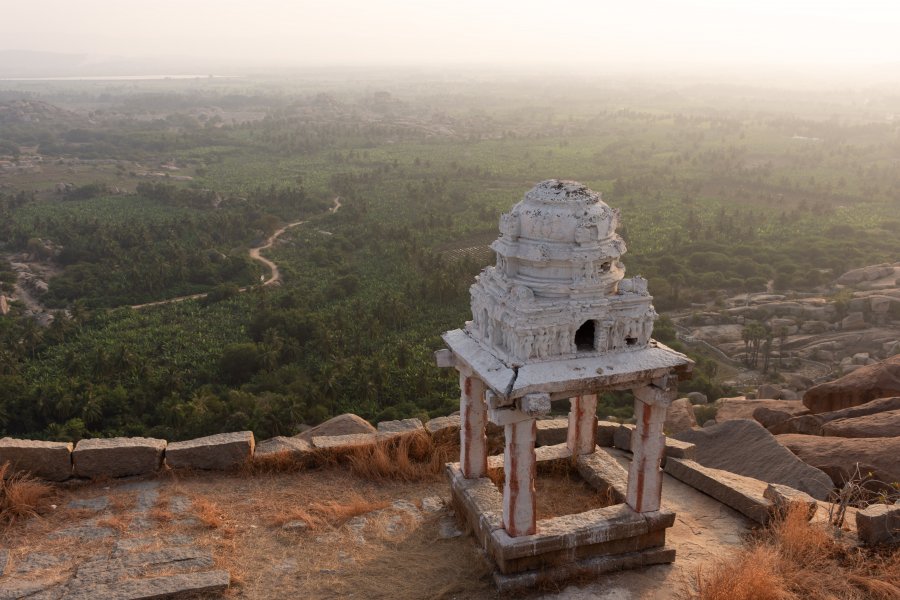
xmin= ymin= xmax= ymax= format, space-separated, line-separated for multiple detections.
xmin=73 ymin=437 xmax=165 ymax=478
xmin=776 ymin=434 xmax=900 ymax=489
xmin=311 ymin=433 xmax=377 ymax=449
xmin=822 ymin=408 xmax=900 ymax=438
xmin=664 ymin=398 xmax=697 ymax=434
xmin=295 ymin=413 xmax=375 ymax=442
xmin=715 ymin=397 xmax=807 ymax=424
xmin=596 ymin=420 xmax=618 ymax=447
xmin=803 ymin=355 xmax=900 ymax=414
xmin=665 ymin=458 xmax=772 ymax=524
xmin=62 ymin=570 xmax=230 ymax=600
xmin=0 ymin=438 xmax=72 ymax=481
xmin=536 ymin=418 xmax=569 ymax=447
xmin=855 ymin=503 xmax=900 ymax=546
xmin=376 ymin=418 xmax=424 ymax=434
xmin=254 ymin=436 xmax=311 ymax=458
xmin=165 ymin=431 xmax=254 ymax=470
xmin=675 ymin=419 xmax=833 ymax=500
xmin=763 ymin=483 xmax=818 ymax=520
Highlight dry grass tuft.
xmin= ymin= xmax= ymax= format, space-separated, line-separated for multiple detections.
xmin=693 ymin=503 xmax=900 ymax=600
xmin=192 ymin=496 xmax=225 ymax=529
xmin=244 ymin=450 xmax=314 ymax=475
xmin=0 ymin=462 xmax=55 ymax=527
xmin=269 ymin=492 xmax=389 ymax=531
xmin=312 ymin=430 xmax=458 ymax=483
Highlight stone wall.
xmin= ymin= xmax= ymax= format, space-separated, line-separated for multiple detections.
xmin=0 ymin=431 xmax=255 ymax=481
xmin=0 ymin=414 xmax=664 ymax=482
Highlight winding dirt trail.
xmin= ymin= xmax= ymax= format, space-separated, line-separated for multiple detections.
xmin=131 ymin=196 xmax=340 ymax=310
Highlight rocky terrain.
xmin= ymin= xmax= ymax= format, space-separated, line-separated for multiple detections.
xmin=675 ymin=262 xmax=900 ymax=387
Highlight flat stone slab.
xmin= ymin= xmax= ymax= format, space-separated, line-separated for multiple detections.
xmin=493 ymin=546 xmax=675 ymax=593
xmin=764 ymin=483 xmax=818 ymax=521
xmin=536 ymin=418 xmax=569 ymax=447
xmin=73 ymin=438 xmax=165 ymax=479
xmin=855 ymin=503 xmax=900 ymax=546
xmin=376 ymin=418 xmax=423 ymax=433
xmin=165 ymin=432 xmax=254 ymax=470
xmin=596 ymin=421 xmax=618 ymax=447
xmin=424 ymin=415 xmax=460 ymax=436
xmin=254 ymin=436 xmax=311 ymax=458
xmin=665 ymin=458 xmax=772 ymax=524
xmin=49 ymin=524 xmax=117 ymax=541
xmin=675 ymin=419 xmax=834 ymax=500
xmin=62 ymin=570 xmax=230 ymax=600
xmin=575 ymin=448 xmax=628 ymax=503
xmin=312 ymin=433 xmax=378 ymax=449
xmin=0 ymin=438 xmax=72 ymax=481
xmin=611 ymin=424 xmax=695 ymax=462
xmin=443 ymin=329 xmax=692 ymax=401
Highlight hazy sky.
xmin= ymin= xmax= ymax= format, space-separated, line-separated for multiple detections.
xmin=2 ymin=0 xmax=899 ymax=68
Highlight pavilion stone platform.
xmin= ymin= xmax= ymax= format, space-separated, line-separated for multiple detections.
xmin=436 ymin=180 xmax=693 ymax=590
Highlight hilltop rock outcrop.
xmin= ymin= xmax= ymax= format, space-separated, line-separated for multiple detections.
xmin=821 ymin=409 xmax=900 ymax=438
xmin=674 ymin=419 xmax=833 ymax=500
xmin=836 ymin=263 xmax=895 ymax=285
xmin=715 ymin=397 xmax=807 ymax=423
xmin=803 ymin=355 xmax=900 ymax=413
xmin=296 ymin=413 xmax=376 ymax=441
xmin=664 ymin=398 xmax=697 ymax=434
xmin=776 ymin=434 xmax=900 ymax=489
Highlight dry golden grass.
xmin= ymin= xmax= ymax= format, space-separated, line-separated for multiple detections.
xmin=244 ymin=430 xmax=459 ymax=483
xmin=488 ymin=458 xmax=616 ymax=520
xmin=267 ymin=492 xmax=390 ymax=531
xmin=190 ymin=496 xmax=225 ymax=529
xmin=693 ymin=504 xmax=900 ymax=600
xmin=0 ymin=461 xmax=55 ymax=527
xmin=320 ymin=430 xmax=457 ymax=482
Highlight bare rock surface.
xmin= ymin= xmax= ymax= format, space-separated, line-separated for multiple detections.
xmin=664 ymin=457 xmax=772 ymax=524
xmin=0 ymin=438 xmax=72 ymax=481
xmin=776 ymin=434 xmax=900 ymax=488
xmin=803 ymin=355 xmax=900 ymax=414
xmin=663 ymin=398 xmax=697 ymax=435
xmin=295 ymin=413 xmax=375 ymax=441
xmin=753 ymin=405 xmax=812 ymax=431
xmin=376 ymin=418 xmax=424 ymax=434
xmin=73 ymin=437 xmax=165 ymax=478
xmin=674 ymin=420 xmax=834 ymax=500
xmin=763 ymin=483 xmax=818 ymax=520
xmin=714 ymin=397 xmax=806 ymax=424
xmin=768 ymin=414 xmax=824 ymax=435
xmin=822 ymin=409 xmax=900 ymax=438
xmin=254 ymin=436 xmax=311 ymax=458
xmin=536 ymin=418 xmax=569 ymax=446
xmin=855 ymin=503 xmax=900 ymax=546
xmin=836 ymin=263 xmax=896 ymax=285
xmin=819 ymin=396 xmax=900 ymax=423
xmin=165 ymin=431 xmax=254 ymax=471
xmin=0 ymin=476 xmax=227 ymax=600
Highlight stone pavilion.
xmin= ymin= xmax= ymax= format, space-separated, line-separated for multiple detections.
xmin=436 ymin=180 xmax=693 ymax=589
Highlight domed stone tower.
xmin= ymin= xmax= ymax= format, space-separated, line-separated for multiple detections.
xmin=467 ymin=179 xmax=656 ymax=366
xmin=437 ymin=180 xmax=693 ymax=589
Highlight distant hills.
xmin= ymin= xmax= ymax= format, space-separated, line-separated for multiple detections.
xmin=0 ymin=49 xmax=227 ymax=78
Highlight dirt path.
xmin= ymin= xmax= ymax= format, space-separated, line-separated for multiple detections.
xmin=131 ymin=197 xmax=340 ymax=310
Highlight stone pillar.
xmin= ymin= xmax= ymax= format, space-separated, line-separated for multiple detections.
xmin=459 ymin=373 xmax=488 ymax=479
xmin=503 ymin=417 xmax=537 ymax=537
xmin=567 ymin=394 xmax=598 ymax=455
xmin=626 ymin=381 xmax=676 ymax=513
